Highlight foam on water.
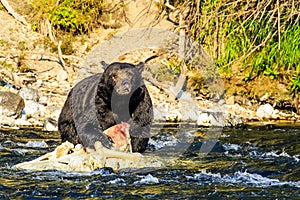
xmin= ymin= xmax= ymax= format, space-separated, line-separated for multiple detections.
xmin=107 ymin=178 xmax=125 ymax=184
xmin=260 ymin=150 xmax=299 ymax=162
xmin=222 ymin=143 xmax=242 ymax=151
xmin=223 ymin=142 xmax=300 ymax=163
xmin=188 ymin=170 xmax=300 ymax=188
xmin=148 ymin=136 xmax=178 ymax=150
xmin=134 ymin=174 xmax=159 ymax=184
xmin=17 ymin=141 xmax=48 ymax=148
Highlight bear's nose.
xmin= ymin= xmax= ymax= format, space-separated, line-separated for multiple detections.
xmin=121 ymin=80 xmax=129 ymax=86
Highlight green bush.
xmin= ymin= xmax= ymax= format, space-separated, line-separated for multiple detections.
xmin=49 ymin=0 xmax=105 ymax=33
xmin=29 ymin=0 xmax=106 ymax=34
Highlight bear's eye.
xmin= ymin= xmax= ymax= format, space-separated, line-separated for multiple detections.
xmin=111 ymin=74 xmax=118 ymax=79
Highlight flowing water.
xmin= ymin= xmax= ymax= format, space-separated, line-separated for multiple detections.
xmin=0 ymin=123 xmax=299 ymax=199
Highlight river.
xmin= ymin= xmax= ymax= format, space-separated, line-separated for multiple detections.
xmin=0 ymin=123 xmax=299 ymax=199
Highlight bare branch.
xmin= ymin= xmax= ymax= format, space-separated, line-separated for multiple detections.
xmin=0 ymin=50 xmax=84 ymax=62
xmin=57 ymin=40 xmax=66 ymax=69
xmin=0 ymin=0 xmax=29 ymax=27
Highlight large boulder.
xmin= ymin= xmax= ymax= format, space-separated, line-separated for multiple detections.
xmin=19 ymin=87 xmax=45 ymax=117
xmin=256 ymin=103 xmax=275 ymax=119
xmin=0 ymin=91 xmax=24 ymax=119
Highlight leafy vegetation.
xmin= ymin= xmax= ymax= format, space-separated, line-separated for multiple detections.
xmin=19 ymin=0 xmax=124 ymax=55
xmin=28 ymin=0 xmax=107 ymax=34
xmin=0 ymin=39 xmax=7 ymax=47
xmin=0 ymin=61 xmax=13 ymax=71
xmin=165 ymin=0 xmax=300 ymax=95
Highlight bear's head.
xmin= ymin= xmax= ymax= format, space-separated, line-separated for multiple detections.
xmin=102 ymin=62 xmax=144 ymax=96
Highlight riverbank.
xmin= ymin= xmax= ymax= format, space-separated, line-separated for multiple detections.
xmin=1 ymin=78 xmax=299 ymax=131
xmin=0 ymin=5 xmax=299 ymax=131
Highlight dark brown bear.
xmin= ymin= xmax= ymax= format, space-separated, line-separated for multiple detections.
xmin=58 ymin=62 xmax=153 ymax=153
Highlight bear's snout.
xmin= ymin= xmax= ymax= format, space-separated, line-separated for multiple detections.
xmin=121 ymin=80 xmax=130 ymax=87
xmin=115 ymin=79 xmax=131 ymax=95
xmin=121 ymin=80 xmax=130 ymax=93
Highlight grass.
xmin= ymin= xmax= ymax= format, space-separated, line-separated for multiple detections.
xmin=168 ymin=0 xmax=300 ymax=96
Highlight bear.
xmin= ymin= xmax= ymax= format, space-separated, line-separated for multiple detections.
xmin=58 ymin=62 xmax=153 ymax=153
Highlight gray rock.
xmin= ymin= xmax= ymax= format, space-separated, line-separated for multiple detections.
xmin=165 ymin=110 xmax=182 ymax=122
xmin=225 ymin=113 xmax=245 ymax=127
xmin=43 ymin=118 xmax=58 ymax=131
xmin=18 ymin=87 xmax=46 ymax=118
xmin=19 ymin=87 xmax=39 ymax=101
xmin=197 ymin=111 xmax=244 ymax=127
xmin=177 ymin=93 xmax=200 ymax=121
xmin=181 ymin=109 xmax=198 ymax=121
xmin=28 ymin=118 xmax=44 ymax=127
xmin=23 ymin=100 xmax=44 ymax=117
xmin=39 ymin=96 xmax=48 ymax=105
xmin=256 ymin=104 xmax=274 ymax=118
xmin=153 ymin=103 xmax=171 ymax=121
xmin=0 ymin=91 xmax=25 ymax=118
xmin=197 ymin=112 xmax=210 ymax=126
xmin=153 ymin=107 xmax=164 ymax=121
xmin=1 ymin=116 xmax=16 ymax=126
xmin=56 ymin=69 xmax=68 ymax=84
xmin=209 ymin=112 xmax=226 ymax=126
xmin=179 ymin=101 xmax=199 ymax=121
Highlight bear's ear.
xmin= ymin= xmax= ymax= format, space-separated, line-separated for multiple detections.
xmin=101 ymin=61 xmax=109 ymax=69
xmin=135 ymin=62 xmax=144 ymax=73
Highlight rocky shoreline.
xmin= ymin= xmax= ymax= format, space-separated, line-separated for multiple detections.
xmin=1 ymin=76 xmax=299 ymax=131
